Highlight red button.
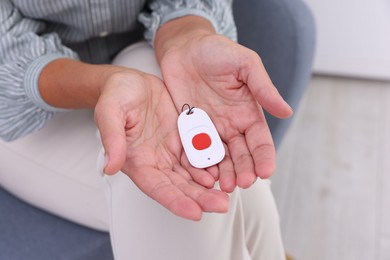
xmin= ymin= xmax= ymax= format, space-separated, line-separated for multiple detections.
xmin=192 ymin=133 xmax=212 ymax=150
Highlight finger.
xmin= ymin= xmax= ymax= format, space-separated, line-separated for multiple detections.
xmin=245 ymin=119 xmax=275 ymax=179
xmin=165 ymin=165 xmax=229 ymax=213
xmin=151 ymin=182 xmax=204 ymax=220
xmin=205 ymin=165 xmax=219 ymax=181
xmin=166 ymin=165 xmax=229 ymax=212
xmin=227 ymin=134 xmax=257 ymax=188
xmin=242 ymin=54 xmax=293 ymax=119
xmin=128 ymin=166 xmax=204 ymax=221
xmin=180 ymin=153 xmax=216 ymax=188
xmin=94 ymin=105 xmax=127 ymax=175
xmin=195 ymin=188 xmax=230 ymax=213
xmin=218 ymin=145 xmax=236 ymax=193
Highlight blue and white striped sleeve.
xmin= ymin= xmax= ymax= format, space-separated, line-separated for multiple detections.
xmin=138 ymin=0 xmax=237 ymax=45
xmin=0 ymin=0 xmax=78 ymax=141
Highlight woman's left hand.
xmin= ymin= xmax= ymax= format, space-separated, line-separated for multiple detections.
xmin=155 ymin=17 xmax=293 ymax=192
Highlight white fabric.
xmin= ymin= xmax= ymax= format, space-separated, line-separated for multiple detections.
xmin=0 ymin=42 xmax=285 ymax=260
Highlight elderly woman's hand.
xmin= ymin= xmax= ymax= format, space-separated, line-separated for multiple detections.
xmin=94 ymin=69 xmax=229 ymax=220
xmin=155 ymin=16 xmax=293 ymax=193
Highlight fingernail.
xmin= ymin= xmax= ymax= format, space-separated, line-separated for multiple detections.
xmin=96 ymin=149 xmax=108 ymax=176
xmin=103 ymin=153 xmax=109 ymax=173
xmin=288 ymin=104 xmax=294 ymax=113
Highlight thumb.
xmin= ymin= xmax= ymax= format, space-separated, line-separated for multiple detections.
xmin=95 ymin=106 xmax=127 ymax=175
xmin=244 ymin=56 xmax=293 ymax=119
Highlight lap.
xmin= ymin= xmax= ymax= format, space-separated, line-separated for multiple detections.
xmin=105 ymin=171 xmax=253 ymax=260
xmin=0 ymin=109 xmax=109 ymax=231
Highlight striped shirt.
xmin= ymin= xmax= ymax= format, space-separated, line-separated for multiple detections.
xmin=0 ymin=0 xmax=236 ymax=141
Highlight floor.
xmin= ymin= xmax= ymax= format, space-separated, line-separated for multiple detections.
xmin=271 ymin=75 xmax=390 ymax=260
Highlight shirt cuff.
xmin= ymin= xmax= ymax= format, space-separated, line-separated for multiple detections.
xmin=139 ymin=0 xmax=237 ymax=46
xmin=23 ymin=53 xmax=72 ymax=112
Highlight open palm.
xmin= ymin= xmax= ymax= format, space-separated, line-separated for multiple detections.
xmin=94 ymin=70 xmax=228 ymax=220
xmin=160 ymin=35 xmax=293 ymax=192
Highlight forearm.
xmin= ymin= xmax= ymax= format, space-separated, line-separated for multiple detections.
xmin=39 ymin=16 xmax=214 ymax=110
xmin=154 ymin=16 xmax=215 ymax=63
xmin=38 ymin=59 xmax=126 ymax=109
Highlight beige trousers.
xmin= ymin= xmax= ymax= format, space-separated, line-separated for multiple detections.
xmin=0 ymin=42 xmax=285 ymax=260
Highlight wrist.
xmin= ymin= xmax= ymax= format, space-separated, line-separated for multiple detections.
xmin=154 ymin=15 xmax=216 ymax=63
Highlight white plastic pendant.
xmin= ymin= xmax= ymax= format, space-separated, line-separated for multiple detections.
xmin=178 ymin=107 xmax=225 ymax=168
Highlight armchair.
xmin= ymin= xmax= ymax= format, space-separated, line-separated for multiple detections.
xmin=0 ymin=0 xmax=315 ymax=259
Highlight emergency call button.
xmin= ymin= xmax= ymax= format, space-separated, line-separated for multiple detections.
xmin=178 ymin=107 xmax=225 ymax=168
xmin=192 ymin=133 xmax=212 ymax=150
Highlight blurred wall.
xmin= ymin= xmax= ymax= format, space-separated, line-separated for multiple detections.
xmin=302 ymin=0 xmax=390 ymax=80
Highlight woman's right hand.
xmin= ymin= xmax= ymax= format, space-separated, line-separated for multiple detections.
xmin=39 ymin=59 xmax=227 ymax=220
xmin=94 ymin=69 xmax=229 ymax=220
